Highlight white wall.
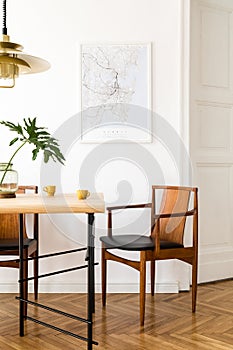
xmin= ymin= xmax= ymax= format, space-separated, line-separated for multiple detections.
xmin=0 ymin=0 xmax=190 ymax=293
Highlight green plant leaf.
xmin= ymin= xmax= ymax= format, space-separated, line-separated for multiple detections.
xmin=32 ymin=147 xmax=40 ymax=161
xmin=9 ymin=137 xmax=19 ymax=146
xmin=0 ymin=117 xmax=66 ymax=173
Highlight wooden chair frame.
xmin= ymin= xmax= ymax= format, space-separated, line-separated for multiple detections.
xmin=101 ymin=185 xmax=198 ymax=326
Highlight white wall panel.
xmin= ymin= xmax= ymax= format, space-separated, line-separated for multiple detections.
xmin=201 ymin=8 xmax=229 ymax=88
xmin=196 ymin=103 xmax=232 ymax=152
xmin=197 ymin=164 xmax=232 ymax=246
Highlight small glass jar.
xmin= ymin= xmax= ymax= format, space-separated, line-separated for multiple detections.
xmin=0 ymin=163 xmax=18 ymax=196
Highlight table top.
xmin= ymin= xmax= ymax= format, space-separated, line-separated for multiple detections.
xmin=0 ymin=193 xmax=105 ymax=214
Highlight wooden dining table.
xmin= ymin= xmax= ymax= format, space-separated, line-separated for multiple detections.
xmin=0 ymin=192 xmax=105 ymax=350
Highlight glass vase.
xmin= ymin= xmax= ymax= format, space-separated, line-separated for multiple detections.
xmin=0 ymin=163 xmax=18 ymax=198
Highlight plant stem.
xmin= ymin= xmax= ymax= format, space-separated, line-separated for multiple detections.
xmin=0 ymin=141 xmax=27 ymax=186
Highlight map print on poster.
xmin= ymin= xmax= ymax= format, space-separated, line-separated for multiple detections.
xmin=81 ymin=43 xmax=151 ymax=142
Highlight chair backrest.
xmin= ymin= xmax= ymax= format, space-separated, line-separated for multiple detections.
xmin=151 ymin=186 xmax=197 ymax=245
xmin=0 ymin=185 xmax=38 ymax=240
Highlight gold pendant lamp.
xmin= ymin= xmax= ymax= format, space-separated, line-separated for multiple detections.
xmin=0 ymin=0 xmax=50 ymax=88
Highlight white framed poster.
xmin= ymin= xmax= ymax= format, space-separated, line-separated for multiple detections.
xmin=80 ymin=43 xmax=152 ymax=142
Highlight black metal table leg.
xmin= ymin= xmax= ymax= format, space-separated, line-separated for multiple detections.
xmin=19 ymin=213 xmax=24 ymax=336
xmin=18 ymin=210 xmax=97 ymax=348
xmin=87 ymin=213 xmax=95 ymax=350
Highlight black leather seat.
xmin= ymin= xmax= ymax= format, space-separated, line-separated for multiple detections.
xmin=100 ymin=235 xmax=183 ymax=251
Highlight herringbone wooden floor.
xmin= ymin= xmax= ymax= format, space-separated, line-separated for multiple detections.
xmin=0 ymin=279 xmax=232 ymax=349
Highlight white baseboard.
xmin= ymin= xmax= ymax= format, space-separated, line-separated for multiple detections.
xmin=105 ymin=283 xmax=180 ymax=293
xmin=0 ymin=283 xmax=19 ymax=293
xmin=199 ymin=259 xmax=233 ymax=283
xmin=0 ymin=281 xmax=190 ymax=294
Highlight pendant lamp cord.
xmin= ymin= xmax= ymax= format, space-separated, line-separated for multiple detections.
xmin=2 ymin=0 xmax=7 ymax=35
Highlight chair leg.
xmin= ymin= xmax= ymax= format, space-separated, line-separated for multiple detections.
xmin=192 ymin=258 xmax=198 ymax=312
xmin=33 ymin=250 xmax=39 ymax=300
xmin=102 ymin=246 xmax=107 ymax=307
xmin=23 ymin=249 xmax=28 ymax=318
xmin=140 ymin=253 xmax=146 ymax=326
xmin=151 ymin=260 xmax=155 ymax=296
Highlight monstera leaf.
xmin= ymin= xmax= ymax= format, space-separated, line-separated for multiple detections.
xmin=0 ymin=117 xmax=65 ymax=185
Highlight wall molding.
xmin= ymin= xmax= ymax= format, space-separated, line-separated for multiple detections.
xmin=196 ymin=162 xmax=233 ymax=166
xmin=199 ymin=258 xmax=233 ymax=282
xmin=179 ymin=0 xmax=190 ymax=150
xmin=196 ymin=99 xmax=233 ymax=108
xmin=199 ymin=0 xmax=233 ymax=13
xmin=0 ymin=282 xmax=190 ymax=294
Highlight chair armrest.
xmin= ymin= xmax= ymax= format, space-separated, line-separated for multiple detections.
xmin=153 ymin=209 xmax=196 ymax=219
xmin=107 ymin=203 xmax=152 ymax=237
xmin=107 ymin=203 xmax=152 ymax=211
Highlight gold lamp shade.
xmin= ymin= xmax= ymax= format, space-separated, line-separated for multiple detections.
xmin=0 ymin=34 xmax=50 ymax=88
xmin=0 ymin=0 xmax=50 ymax=88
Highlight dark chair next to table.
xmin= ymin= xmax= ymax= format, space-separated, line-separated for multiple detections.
xmin=0 ymin=185 xmax=39 ymax=315
xmin=100 ymin=185 xmax=198 ymax=326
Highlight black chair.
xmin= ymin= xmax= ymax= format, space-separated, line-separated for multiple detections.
xmin=0 ymin=185 xmax=39 ymax=315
